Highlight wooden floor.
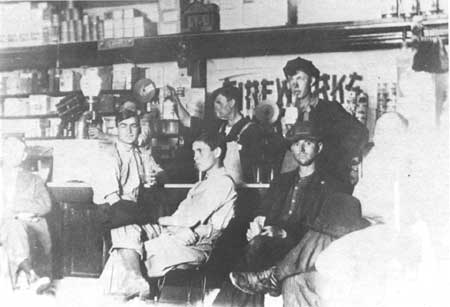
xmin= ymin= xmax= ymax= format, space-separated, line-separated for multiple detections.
xmin=2 ymin=277 xmax=219 ymax=307
xmin=2 ymin=277 xmax=282 ymax=307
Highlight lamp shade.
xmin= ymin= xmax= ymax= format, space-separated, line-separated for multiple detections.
xmin=80 ymin=69 xmax=102 ymax=97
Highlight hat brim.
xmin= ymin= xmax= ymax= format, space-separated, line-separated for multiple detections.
xmin=286 ymin=135 xmax=321 ymax=145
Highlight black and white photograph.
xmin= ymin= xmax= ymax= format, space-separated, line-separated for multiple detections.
xmin=0 ymin=1 xmax=448 ymax=306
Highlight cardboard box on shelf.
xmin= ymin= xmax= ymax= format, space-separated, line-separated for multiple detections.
xmin=49 ymin=96 xmax=62 ymax=113
xmin=59 ymin=70 xmax=75 ymax=92
xmin=29 ymin=95 xmax=50 ymax=115
xmin=112 ymin=64 xmax=145 ymax=90
xmin=124 ymin=8 xmax=142 ymax=18
xmin=158 ymin=0 xmax=180 ymax=34
xmin=124 ymin=18 xmax=134 ymax=37
xmin=5 ymin=72 xmax=21 ymax=95
xmin=134 ymin=16 xmax=157 ymax=37
xmin=59 ymin=69 xmax=82 ymax=92
xmin=112 ymin=9 xmax=124 ymax=20
xmin=113 ymin=18 xmax=125 ymax=38
xmin=3 ymin=98 xmax=29 ymax=116
xmin=104 ymin=19 xmax=114 ymax=39
xmin=210 ymin=0 xmax=287 ymax=30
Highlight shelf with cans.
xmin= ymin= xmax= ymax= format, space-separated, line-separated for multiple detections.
xmin=0 ymin=3 xmax=158 ymax=49
xmin=0 ymin=15 xmax=447 ymax=72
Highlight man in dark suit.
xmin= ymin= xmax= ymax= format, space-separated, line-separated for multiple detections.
xmin=213 ymin=120 xmax=347 ymax=307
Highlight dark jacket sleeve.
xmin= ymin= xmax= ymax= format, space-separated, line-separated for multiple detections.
xmin=326 ymin=100 xmax=369 ymax=159
xmin=97 ymin=200 xmax=153 ymax=229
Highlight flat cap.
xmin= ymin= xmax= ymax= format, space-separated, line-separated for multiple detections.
xmin=283 ymin=57 xmax=320 ymax=80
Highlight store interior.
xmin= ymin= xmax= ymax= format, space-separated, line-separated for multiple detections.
xmin=0 ymin=1 xmax=448 ymax=307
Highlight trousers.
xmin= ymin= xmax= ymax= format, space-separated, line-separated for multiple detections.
xmin=0 ymin=217 xmax=52 ymax=277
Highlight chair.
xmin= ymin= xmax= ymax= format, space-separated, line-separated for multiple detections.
xmin=157 ymin=263 xmax=208 ymax=307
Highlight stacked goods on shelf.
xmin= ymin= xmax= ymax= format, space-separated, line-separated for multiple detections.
xmin=0 ymin=1 xmax=106 ymax=47
xmin=382 ymin=0 xmax=444 ymax=18
xmin=158 ymin=0 xmax=181 ymax=35
xmin=60 ymin=6 xmax=104 ymax=43
xmin=1 ymin=93 xmax=62 ymax=138
xmin=210 ymin=0 xmax=287 ymax=30
xmin=1 ymin=117 xmax=61 ymax=138
xmin=0 ymin=2 xmax=54 ymax=47
xmin=2 ymin=94 xmax=61 ymax=117
xmin=104 ymin=8 xmax=157 ymax=39
xmin=59 ymin=69 xmax=82 ymax=92
xmin=112 ymin=64 xmax=146 ymax=90
xmin=0 ymin=70 xmax=49 ymax=95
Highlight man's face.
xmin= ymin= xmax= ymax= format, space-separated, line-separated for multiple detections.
xmin=2 ymin=137 xmax=27 ymax=168
xmin=117 ymin=116 xmax=140 ymax=145
xmin=192 ymin=140 xmax=219 ymax=172
xmin=288 ymin=70 xmax=312 ymax=100
xmin=290 ymin=138 xmax=322 ymax=166
xmin=214 ymin=94 xmax=234 ymax=120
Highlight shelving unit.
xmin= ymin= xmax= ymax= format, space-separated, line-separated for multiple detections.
xmin=0 ymin=114 xmax=59 ymax=119
xmin=0 ymin=17 xmax=447 ymax=71
xmin=1 ymin=14 xmax=447 ymax=141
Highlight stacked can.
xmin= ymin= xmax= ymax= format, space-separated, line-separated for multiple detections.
xmin=60 ymin=7 xmax=81 ymax=43
xmin=50 ymin=13 xmax=60 ymax=43
xmin=58 ymin=7 xmax=104 ymax=43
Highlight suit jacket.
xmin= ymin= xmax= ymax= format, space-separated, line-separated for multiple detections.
xmin=256 ymin=169 xmax=346 ymax=244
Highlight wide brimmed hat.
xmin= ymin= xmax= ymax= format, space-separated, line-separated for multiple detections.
xmin=285 ymin=121 xmax=322 ymax=145
xmin=308 ymin=193 xmax=371 ymax=238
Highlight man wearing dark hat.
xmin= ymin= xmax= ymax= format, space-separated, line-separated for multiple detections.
xmin=213 ymin=121 xmax=348 ymax=307
xmin=281 ymin=57 xmax=368 ymax=192
xmin=228 ymin=193 xmax=370 ymax=307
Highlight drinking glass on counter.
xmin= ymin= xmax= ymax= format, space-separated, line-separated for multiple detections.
xmin=141 ymin=149 xmax=163 ymax=188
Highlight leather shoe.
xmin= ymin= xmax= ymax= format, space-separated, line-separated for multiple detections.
xmin=229 ymin=267 xmax=280 ymax=296
xmin=120 ymin=275 xmax=150 ymax=301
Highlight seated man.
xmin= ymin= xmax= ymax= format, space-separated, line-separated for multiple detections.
xmin=229 ymin=193 xmax=370 ymax=307
xmin=142 ymin=131 xmax=237 ymax=277
xmin=97 ymin=131 xmax=237 ymax=299
xmin=213 ymin=121 xmax=347 ymax=307
xmin=0 ymin=135 xmax=52 ymax=293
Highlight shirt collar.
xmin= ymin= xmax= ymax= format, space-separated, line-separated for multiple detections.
xmin=204 ymin=167 xmax=226 ymax=180
xmin=116 ymin=140 xmax=139 ymax=153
